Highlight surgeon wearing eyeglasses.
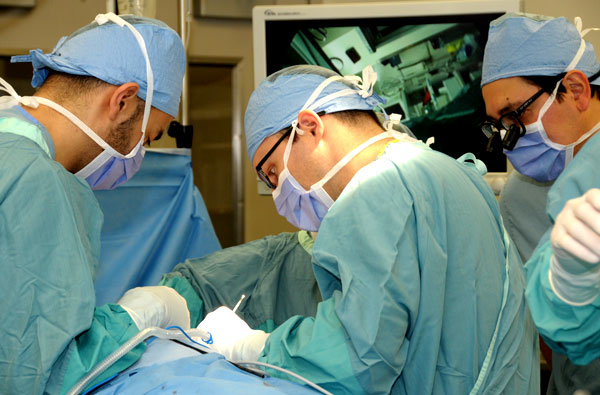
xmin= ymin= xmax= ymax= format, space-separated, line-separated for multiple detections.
xmin=195 ymin=63 xmax=540 ymax=395
xmin=480 ymin=12 xmax=600 ymax=394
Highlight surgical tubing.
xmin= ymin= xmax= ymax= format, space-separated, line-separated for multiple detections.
xmin=235 ymin=361 xmax=334 ymax=395
xmin=66 ymin=327 xmax=209 ymax=395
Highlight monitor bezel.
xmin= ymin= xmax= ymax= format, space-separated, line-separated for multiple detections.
xmin=253 ymin=0 xmax=519 ymax=88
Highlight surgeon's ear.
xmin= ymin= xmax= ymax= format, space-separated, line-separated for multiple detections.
xmin=297 ymin=110 xmax=325 ymax=143
xmin=107 ymin=82 xmax=140 ymax=121
xmin=564 ymin=70 xmax=591 ymax=112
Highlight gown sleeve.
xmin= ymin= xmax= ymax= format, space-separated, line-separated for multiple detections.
xmin=525 ymin=232 xmax=600 ymax=365
xmin=524 ymin=133 xmax=600 ymax=366
xmin=0 ymin=133 xmax=145 ymax=395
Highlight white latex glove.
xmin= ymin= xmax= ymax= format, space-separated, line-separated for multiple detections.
xmin=118 ymin=286 xmax=191 ymax=330
xmin=197 ymin=306 xmax=269 ymax=362
xmin=549 ymin=189 xmax=600 ymax=305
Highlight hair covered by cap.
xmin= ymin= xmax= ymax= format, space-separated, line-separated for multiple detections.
xmin=481 ymin=12 xmax=600 ymax=86
xmin=11 ymin=15 xmax=185 ymax=117
xmin=244 ymin=64 xmax=385 ymax=162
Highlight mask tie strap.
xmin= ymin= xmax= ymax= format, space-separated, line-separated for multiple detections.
xmin=571 ymin=118 xmax=600 ymax=148
xmin=310 ymin=130 xmax=394 ymax=190
xmin=566 ymin=17 xmax=600 ymax=72
xmin=34 ymin=96 xmax=126 ymax=157
xmin=353 ymin=65 xmax=377 ymax=98
xmin=383 ymin=113 xmax=402 ymax=132
xmin=0 ymin=76 xmax=124 ymax=157
xmin=0 ymin=77 xmax=39 ymax=108
xmin=304 ymin=65 xmax=379 ymax=111
xmin=301 ymin=75 xmax=344 ymax=110
xmin=282 ymin=120 xmax=299 ymax=168
xmin=536 ymin=79 xmax=562 ymax=121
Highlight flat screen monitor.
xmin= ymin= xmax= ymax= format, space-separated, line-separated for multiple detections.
xmin=252 ymin=0 xmax=519 ymax=192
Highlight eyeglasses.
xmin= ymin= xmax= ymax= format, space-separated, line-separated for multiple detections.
xmin=255 ymin=111 xmax=326 ymax=189
xmin=255 ymin=126 xmax=293 ymax=189
xmin=480 ymin=87 xmax=547 ymax=151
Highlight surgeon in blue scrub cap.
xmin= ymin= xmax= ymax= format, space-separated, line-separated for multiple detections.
xmin=480 ymin=12 xmax=600 ymax=394
xmin=196 ymin=64 xmax=539 ymax=394
xmin=0 ymin=13 xmax=190 ymax=394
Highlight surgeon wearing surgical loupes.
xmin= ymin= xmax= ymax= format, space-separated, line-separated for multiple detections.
xmin=197 ymin=64 xmax=539 ymax=394
xmin=0 ymin=13 xmax=192 ymax=394
xmin=480 ymin=13 xmax=600 ymax=394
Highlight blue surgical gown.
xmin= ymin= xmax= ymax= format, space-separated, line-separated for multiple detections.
xmin=525 ymin=131 xmax=600 ymax=366
xmin=93 ymin=149 xmax=221 ymax=306
xmin=0 ymin=105 xmax=144 ymax=395
xmin=259 ymin=141 xmax=539 ymax=394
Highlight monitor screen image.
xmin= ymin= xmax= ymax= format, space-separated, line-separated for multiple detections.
xmin=253 ymin=1 xmax=519 ymax=176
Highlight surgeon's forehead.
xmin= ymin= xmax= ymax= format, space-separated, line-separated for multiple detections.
xmin=482 ymin=77 xmax=538 ymax=117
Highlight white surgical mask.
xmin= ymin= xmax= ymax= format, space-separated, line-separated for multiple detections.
xmin=273 ymin=122 xmax=400 ymax=231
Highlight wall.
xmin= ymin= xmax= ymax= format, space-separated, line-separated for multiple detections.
xmin=1 ymin=0 xmax=599 ymax=243
xmin=523 ymin=0 xmax=600 ymax=50
xmin=0 ymin=1 xmax=102 ymax=55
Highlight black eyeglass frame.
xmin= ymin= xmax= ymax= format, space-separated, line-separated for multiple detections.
xmin=255 ymin=127 xmax=293 ymax=189
xmin=480 ymin=86 xmax=547 ymax=151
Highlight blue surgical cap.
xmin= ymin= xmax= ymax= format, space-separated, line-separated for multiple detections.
xmin=481 ymin=12 xmax=600 ymax=87
xmin=11 ymin=15 xmax=185 ymax=118
xmin=244 ymin=65 xmax=385 ymax=162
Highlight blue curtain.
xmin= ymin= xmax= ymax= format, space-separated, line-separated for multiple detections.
xmin=93 ymin=149 xmax=221 ymax=305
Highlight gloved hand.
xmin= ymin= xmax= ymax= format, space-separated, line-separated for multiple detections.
xmin=118 ymin=286 xmax=191 ymax=330
xmin=549 ymin=189 xmax=600 ymax=305
xmin=197 ymin=306 xmax=269 ymax=362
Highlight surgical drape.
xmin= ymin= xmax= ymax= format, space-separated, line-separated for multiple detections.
xmin=93 ymin=149 xmax=221 ymax=305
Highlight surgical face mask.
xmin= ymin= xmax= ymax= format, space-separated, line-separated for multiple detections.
xmin=504 ymin=80 xmax=599 ymax=182
xmin=272 ymin=122 xmax=399 ymax=231
xmin=76 ymin=131 xmax=146 ymax=190
xmin=0 ymin=13 xmax=154 ymax=190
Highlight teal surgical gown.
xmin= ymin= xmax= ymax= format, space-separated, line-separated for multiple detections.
xmin=259 ymin=141 xmax=539 ymax=394
xmin=525 ymin=131 xmax=600 ymax=366
xmin=0 ymin=105 xmax=145 ymax=395
xmin=498 ymin=172 xmax=600 ymax=394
